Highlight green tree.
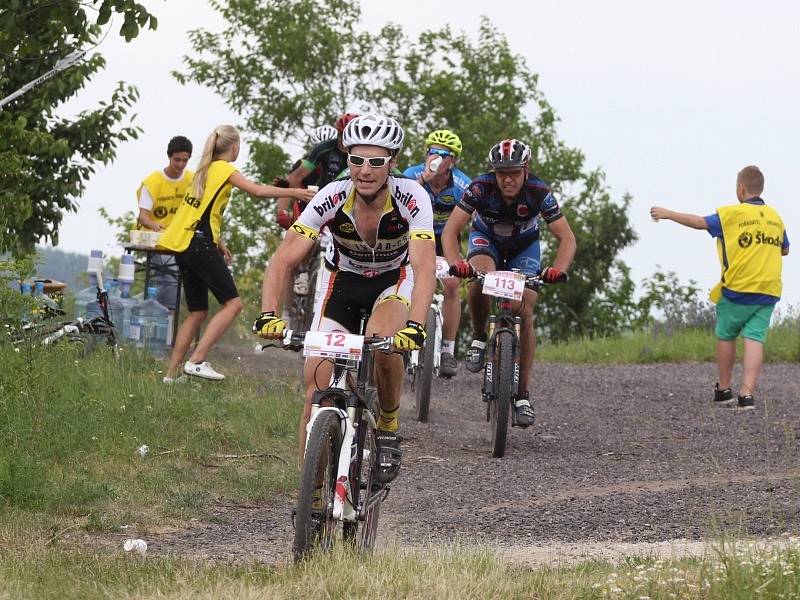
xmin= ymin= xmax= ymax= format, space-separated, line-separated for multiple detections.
xmin=176 ymin=0 xmax=638 ymax=339
xmin=0 ymin=1 xmax=157 ymax=256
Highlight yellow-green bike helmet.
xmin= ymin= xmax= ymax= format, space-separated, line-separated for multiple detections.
xmin=424 ymin=129 xmax=462 ymax=157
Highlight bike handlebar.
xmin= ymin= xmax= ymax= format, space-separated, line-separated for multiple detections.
xmin=254 ymin=330 xmax=396 ymax=355
xmin=450 ymin=270 xmax=546 ymax=291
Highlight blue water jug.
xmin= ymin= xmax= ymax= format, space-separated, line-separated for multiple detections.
xmin=130 ymin=286 xmax=169 ymax=355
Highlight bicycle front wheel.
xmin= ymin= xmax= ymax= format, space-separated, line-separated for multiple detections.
xmin=344 ymin=387 xmax=382 ymax=551
xmin=292 ymin=409 xmax=342 ymax=561
xmin=490 ymin=332 xmax=514 ymax=458
xmin=414 ymin=306 xmax=437 ymax=422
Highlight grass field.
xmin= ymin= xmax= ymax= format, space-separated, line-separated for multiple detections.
xmin=1 ymin=540 xmax=800 ymax=599
xmin=2 ymin=327 xmax=799 ymax=598
xmin=537 ymin=322 xmax=799 ymax=364
xmin=0 ymin=339 xmax=300 ymax=537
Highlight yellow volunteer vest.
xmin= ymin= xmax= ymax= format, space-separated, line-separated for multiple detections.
xmin=136 ymin=169 xmax=194 ymax=229
xmin=157 ymin=161 xmax=238 ymax=252
xmin=709 ymin=202 xmax=784 ymax=303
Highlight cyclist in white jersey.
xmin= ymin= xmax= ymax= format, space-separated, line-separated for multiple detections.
xmin=254 ymin=114 xmax=436 ymax=483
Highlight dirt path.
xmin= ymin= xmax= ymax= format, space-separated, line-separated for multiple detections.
xmin=147 ymin=347 xmax=800 ymax=566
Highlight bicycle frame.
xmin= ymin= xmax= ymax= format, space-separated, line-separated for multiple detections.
xmin=258 ymin=321 xmax=390 ymax=528
xmin=483 ymin=297 xmax=522 ymax=423
xmin=304 ymin=348 xmax=378 ymax=523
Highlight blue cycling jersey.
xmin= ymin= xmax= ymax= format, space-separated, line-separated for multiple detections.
xmin=402 ymin=164 xmax=471 ymax=234
xmin=456 ymin=172 xmax=562 ymax=247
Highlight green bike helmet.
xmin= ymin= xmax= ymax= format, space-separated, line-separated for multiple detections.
xmin=424 ymin=129 xmax=462 ymax=157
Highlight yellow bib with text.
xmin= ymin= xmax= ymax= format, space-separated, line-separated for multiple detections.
xmin=136 ymin=169 xmax=194 ymax=229
xmin=709 ymin=203 xmax=784 ymax=303
xmin=157 ymin=161 xmax=237 ymax=252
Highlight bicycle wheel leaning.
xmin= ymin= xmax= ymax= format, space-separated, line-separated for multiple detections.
xmin=490 ymin=331 xmax=514 ymax=458
xmin=413 ymin=306 xmax=437 ymax=422
xmin=292 ymin=409 xmax=342 ymax=561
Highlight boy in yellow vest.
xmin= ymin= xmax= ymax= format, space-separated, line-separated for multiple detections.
xmin=136 ymin=136 xmax=193 ymax=310
xmin=650 ymin=166 xmax=790 ymax=410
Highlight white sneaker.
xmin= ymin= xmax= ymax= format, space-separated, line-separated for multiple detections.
xmin=183 ymin=361 xmax=225 ymax=381
xmin=162 ymin=375 xmax=187 ymax=384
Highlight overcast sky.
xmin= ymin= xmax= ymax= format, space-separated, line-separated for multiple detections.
xmin=54 ymin=0 xmax=799 ymax=306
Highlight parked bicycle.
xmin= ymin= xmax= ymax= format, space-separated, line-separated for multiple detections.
xmin=451 ymin=270 xmax=548 ymax=458
xmin=12 ymin=271 xmax=117 ymax=356
xmin=407 ymin=257 xmax=451 ymax=422
xmin=255 ymin=322 xmax=395 ymax=561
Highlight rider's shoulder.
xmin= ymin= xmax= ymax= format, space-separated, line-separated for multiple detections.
xmin=467 ymin=173 xmax=497 ymax=197
xmin=306 ymin=138 xmax=338 ymax=159
xmin=402 ymin=163 xmax=424 ymax=178
xmin=451 ymin=168 xmax=472 ymax=191
xmin=523 ymin=173 xmax=550 ymax=191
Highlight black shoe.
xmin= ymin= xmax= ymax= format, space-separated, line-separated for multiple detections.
xmin=714 ymin=383 xmax=734 ymax=405
xmin=374 ymin=431 xmax=402 ymax=484
xmin=514 ymin=392 xmax=535 ymax=428
xmin=464 ymin=340 xmax=486 ymax=373
xmin=439 ymin=352 xmax=458 ymax=378
xmin=737 ymin=394 xmax=755 ymax=410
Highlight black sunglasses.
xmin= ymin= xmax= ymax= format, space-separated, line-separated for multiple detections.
xmin=348 ymin=154 xmax=392 ymax=167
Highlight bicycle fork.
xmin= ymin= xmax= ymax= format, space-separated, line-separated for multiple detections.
xmin=305 ymin=367 xmax=359 ymax=523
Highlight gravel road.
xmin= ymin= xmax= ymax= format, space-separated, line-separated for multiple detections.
xmin=147 ymin=347 xmax=800 ymax=565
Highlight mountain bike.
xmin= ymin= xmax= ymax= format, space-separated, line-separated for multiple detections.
xmin=454 ymin=270 xmax=545 ymax=458
xmin=255 ymin=323 xmax=395 ymax=561
xmin=408 ymin=257 xmax=450 ymax=422
xmin=12 ymin=270 xmax=117 ymax=356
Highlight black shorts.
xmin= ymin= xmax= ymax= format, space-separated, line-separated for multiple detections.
xmin=311 ymin=265 xmax=413 ymax=334
xmin=175 ymin=233 xmax=239 ymax=311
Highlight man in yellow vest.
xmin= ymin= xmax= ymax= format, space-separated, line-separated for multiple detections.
xmin=136 ymin=136 xmax=193 ymax=310
xmin=650 ymin=166 xmax=790 ymax=410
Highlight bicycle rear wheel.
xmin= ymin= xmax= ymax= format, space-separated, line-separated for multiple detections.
xmin=490 ymin=332 xmax=513 ymax=458
xmin=413 ymin=307 xmax=437 ymax=422
xmin=292 ymin=409 xmax=341 ymax=561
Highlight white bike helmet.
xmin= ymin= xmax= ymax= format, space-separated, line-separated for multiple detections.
xmin=342 ymin=113 xmax=404 ymax=155
xmin=309 ymin=124 xmax=338 ymax=145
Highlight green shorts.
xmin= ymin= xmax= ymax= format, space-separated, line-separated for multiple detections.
xmin=715 ymin=298 xmax=775 ymax=343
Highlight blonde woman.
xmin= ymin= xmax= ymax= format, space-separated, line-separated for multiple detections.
xmin=159 ymin=125 xmax=314 ymax=381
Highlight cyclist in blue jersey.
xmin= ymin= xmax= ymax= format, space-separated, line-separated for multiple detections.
xmin=441 ymin=139 xmax=576 ymax=428
xmin=403 ymin=129 xmax=471 ymax=377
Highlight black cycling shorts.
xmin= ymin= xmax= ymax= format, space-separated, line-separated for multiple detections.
xmin=311 ymin=265 xmax=413 ymax=334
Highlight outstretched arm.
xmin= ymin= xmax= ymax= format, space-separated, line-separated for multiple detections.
xmin=229 ymin=172 xmax=315 ymax=202
xmin=650 ymin=207 xmax=708 ymax=230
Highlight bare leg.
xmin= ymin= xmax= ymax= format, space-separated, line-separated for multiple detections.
xmin=441 ymin=277 xmax=461 ymax=342
xmin=740 ymin=338 xmax=764 ymax=396
xmin=717 ymin=338 xmax=736 ymax=390
xmin=165 ymin=310 xmax=207 ymax=377
xmin=187 ymin=297 xmax=243 ymax=363
xmin=466 ymin=255 xmax=496 ymax=340
xmin=367 ymin=300 xmax=409 ymax=419
xmin=513 ymin=288 xmax=538 ymax=394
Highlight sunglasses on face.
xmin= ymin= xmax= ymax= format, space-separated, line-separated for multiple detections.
xmin=495 ymin=169 xmax=524 ymax=180
xmin=348 ymin=154 xmax=392 ymax=167
xmin=427 ymin=148 xmax=453 ymax=158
